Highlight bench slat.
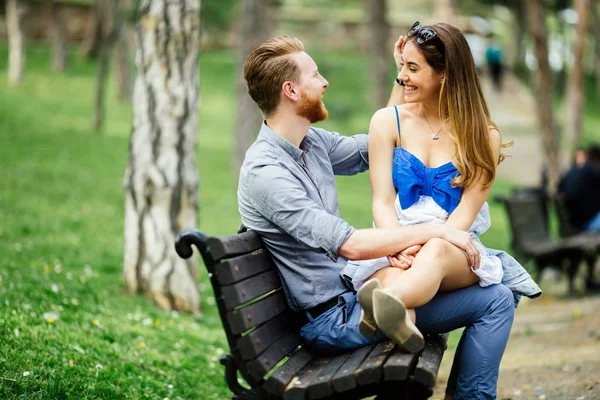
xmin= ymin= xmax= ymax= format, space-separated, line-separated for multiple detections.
xmin=214 ymin=250 xmax=276 ymax=285
xmin=307 ymin=352 xmax=353 ymax=399
xmin=263 ymin=348 xmax=315 ymax=397
xmin=355 ymin=341 xmax=397 ymax=386
xmin=283 ymin=355 xmax=337 ymax=400
xmin=247 ymin=333 xmax=302 ymax=381
xmin=221 ymin=269 xmax=282 ymax=310
xmin=207 ymin=231 xmax=264 ymax=262
xmin=414 ymin=333 xmax=448 ymax=389
xmin=237 ymin=312 xmax=295 ymax=360
xmin=330 ymin=345 xmax=374 ymax=393
xmin=227 ymin=291 xmax=288 ymax=335
xmin=383 ymin=346 xmax=418 ymax=381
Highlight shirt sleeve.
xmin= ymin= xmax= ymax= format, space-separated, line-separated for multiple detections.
xmin=314 ymin=128 xmax=369 ymax=175
xmin=247 ymin=165 xmax=355 ymax=261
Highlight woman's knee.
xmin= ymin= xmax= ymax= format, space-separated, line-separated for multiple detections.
xmin=421 ymin=237 xmax=453 ymax=259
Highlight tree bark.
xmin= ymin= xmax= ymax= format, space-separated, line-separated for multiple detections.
xmin=365 ymin=0 xmax=390 ymax=108
xmin=564 ymin=0 xmax=589 ymax=166
xmin=113 ymin=21 xmax=133 ymax=103
xmin=124 ymin=0 xmax=202 ymax=313
xmin=527 ymin=0 xmax=560 ymax=195
xmin=590 ymin=0 xmax=600 ymax=100
xmin=48 ymin=0 xmax=68 ymax=72
xmin=233 ymin=0 xmax=274 ymax=175
xmin=6 ymin=0 xmax=27 ymax=85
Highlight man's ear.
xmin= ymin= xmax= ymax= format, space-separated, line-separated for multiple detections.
xmin=282 ymin=81 xmax=298 ymax=101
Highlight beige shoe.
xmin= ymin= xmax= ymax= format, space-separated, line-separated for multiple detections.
xmin=356 ymin=278 xmax=381 ymax=338
xmin=372 ymin=288 xmax=424 ymax=354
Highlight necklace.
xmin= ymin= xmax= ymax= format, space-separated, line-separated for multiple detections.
xmin=421 ymin=106 xmax=443 ymax=141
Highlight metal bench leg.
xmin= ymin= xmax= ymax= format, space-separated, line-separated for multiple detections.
xmin=220 ymin=354 xmax=259 ymax=400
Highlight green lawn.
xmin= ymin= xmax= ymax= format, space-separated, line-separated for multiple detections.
xmin=0 ymin=43 xmax=524 ymax=399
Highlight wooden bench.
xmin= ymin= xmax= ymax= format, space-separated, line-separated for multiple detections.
xmin=175 ymin=228 xmax=449 ymax=400
xmin=496 ymin=191 xmax=586 ymax=294
xmin=553 ymin=193 xmax=600 ymax=289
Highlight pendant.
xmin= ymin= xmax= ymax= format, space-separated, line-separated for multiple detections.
xmin=432 ymin=133 xmax=440 ymax=140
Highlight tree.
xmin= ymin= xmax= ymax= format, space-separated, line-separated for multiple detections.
xmin=80 ymin=0 xmax=103 ymax=59
xmin=365 ymin=0 xmax=390 ymax=108
xmin=113 ymin=0 xmax=135 ymax=103
xmin=527 ymin=0 xmax=561 ymax=195
xmin=6 ymin=0 xmax=27 ymax=85
xmin=590 ymin=0 xmax=600 ymax=100
xmin=48 ymin=0 xmax=68 ymax=72
xmin=233 ymin=0 xmax=274 ymax=174
xmin=124 ymin=0 xmax=202 ymax=313
xmin=564 ymin=0 xmax=589 ymax=166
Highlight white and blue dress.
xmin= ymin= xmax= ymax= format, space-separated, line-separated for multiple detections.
xmin=340 ymin=106 xmax=542 ymax=305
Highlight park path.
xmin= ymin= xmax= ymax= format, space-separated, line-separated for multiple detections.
xmin=481 ymin=72 xmax=544 ymax=187
xmin=434 ymin=293 xmax=600 ymax=400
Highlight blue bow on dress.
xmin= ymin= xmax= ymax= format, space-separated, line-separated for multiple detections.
xmin=393 ymin=147 xmax=463 ymax=214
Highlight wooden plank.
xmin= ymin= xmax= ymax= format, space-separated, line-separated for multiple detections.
xmin=263 ymin=348 xmax=315 ymax=397
xmin=283 ymin=355 xmax=336 ymax=400
xmin=355 ymin=341 xmax=396 ymax=386
xmin=227 ymin=291 xmax=289 ymax=335
xmin=330 ymin=345 xmax=374 ymax=393
xmin=221 ymin=269 xmax=282 ymax=310
xmin=237 ymin=312 xmax=294 ymax=360
xmin=307 ymin=352 xmax=352 ymax=399
xmin=207 ymin=231 xmax=264 ymax=261
xmin=214 ymin=250 xmax=276 ymax=285
xmin=247 ymin=333 xmax=302 ymax=381
xmin=383 ymin=346 xmax=418 ymax=381
xmin=413 ymin=334 xmax=448 ymax=389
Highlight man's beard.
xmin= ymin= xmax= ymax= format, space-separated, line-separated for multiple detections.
xmin=296 ymin=92 xmax=328 ymax=123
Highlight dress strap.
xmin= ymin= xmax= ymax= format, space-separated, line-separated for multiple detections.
xmin=393 ymin=105 xmax=401 ymax=144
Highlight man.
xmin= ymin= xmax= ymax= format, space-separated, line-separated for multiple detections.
xmin=560 ymin=145 xmax=600 ymax=233
xmin=237 ymin=36 xmax=529 ymax=399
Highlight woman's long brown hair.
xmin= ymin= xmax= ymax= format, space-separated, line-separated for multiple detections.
xmin=411 ymin=23 xmax=511 ymax=189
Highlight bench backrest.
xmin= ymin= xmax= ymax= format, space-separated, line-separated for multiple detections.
xmin=177 ymin=229 xmax=301 ymax=390
xmin=502 ymin=192 xmax=552 ymax=256
xmin=554 ymin=193 xmax=580 ymax=237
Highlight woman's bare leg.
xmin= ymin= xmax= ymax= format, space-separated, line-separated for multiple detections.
xmin=372 ymin=238 xmax=479 ymax=309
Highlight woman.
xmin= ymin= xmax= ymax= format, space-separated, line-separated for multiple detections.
xmin=342 ymin=21 xmax=541 ymax=371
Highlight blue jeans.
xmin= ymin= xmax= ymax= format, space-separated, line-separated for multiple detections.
xmin=299 ymin=284 xmax=515 ymax=400
xmin=584 ymin=211 xmax=600 ymax=232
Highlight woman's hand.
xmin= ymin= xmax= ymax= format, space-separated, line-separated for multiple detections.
xmin=387 ymin=244 xmax=422 ymax=270
xmin=393 ymin=35 xmax=406 ymax=71
xmin=441 ymin=227 xmax=481 ymax=270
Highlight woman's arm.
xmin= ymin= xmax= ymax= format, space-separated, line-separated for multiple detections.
xmin=445 ymin=128 xmax=503 ymax=231
xmin=369 ymin=108 xmax=401 ymax=229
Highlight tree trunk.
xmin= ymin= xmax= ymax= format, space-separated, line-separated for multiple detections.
xmin=48 ymin=0 xmax=68 ymax=72
xmin=80 ymin=0 xmax=103 ymax=59
xmin=590 ymin=0 xmax=600 ymax=100
xmin=233 ymin=0 xmax=274 ymax=175
xmin=6 ymin=0 xmax=27 ymax=85
xmin=527 ymin=0 xmax=560 ymax=195
xmin=365 ymin=0 xmax=390 ymax=108
xmin=113 ymin=22 xmax=133 ymax=103
xmin=434 ymin=0 xmax=455 ymax=24
xmin=564 ymin=0 xmax=589 ymax=167
xmin=93 ymin=0 xmax=119 ymax=131
xmin=124 ymin=0 xmax=202 ymax=313
xmin=510 ymin=0 xmax=526 ymax=70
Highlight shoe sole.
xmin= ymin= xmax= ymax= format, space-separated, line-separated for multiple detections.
xmin=373 ymin=289 xmax=424 ymax=354
xmin=357 ymin=279 xmax=381 ymax=338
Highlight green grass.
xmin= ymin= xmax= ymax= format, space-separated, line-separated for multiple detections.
xmin=0 ymin=42 xmax=541 ymax=399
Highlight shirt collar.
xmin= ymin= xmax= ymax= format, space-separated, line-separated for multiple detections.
xmin=259 ymin=121 xmax=313 ymax=161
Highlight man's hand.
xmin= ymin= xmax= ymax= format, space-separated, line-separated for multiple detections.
xmin=441 ymin=227 xmax=481 ymax=270
xmin=387 ymin=244 xmax=421 ymax=270
xmin=393 ymin=35 xmax=407 ymax=71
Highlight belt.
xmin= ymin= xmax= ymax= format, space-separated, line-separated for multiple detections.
xmin=299 ymin=293 xmax=347 ymax=326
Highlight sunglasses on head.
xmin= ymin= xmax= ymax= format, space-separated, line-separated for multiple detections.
xmin=407 ymin=21 xmax=442 ymax=49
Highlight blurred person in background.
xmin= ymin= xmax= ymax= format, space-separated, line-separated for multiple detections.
xmin=485 ymin=33 xmax=504 ymax=92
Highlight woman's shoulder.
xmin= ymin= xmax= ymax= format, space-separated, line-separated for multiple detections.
xmin=371 ymin=103 xmax=418 ymax=126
